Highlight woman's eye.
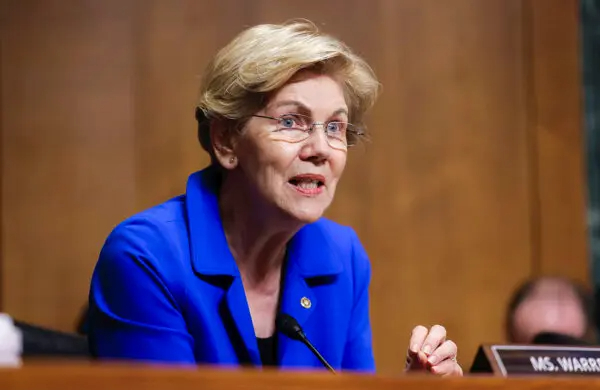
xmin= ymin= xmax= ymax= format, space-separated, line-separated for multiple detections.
xmin=327 ymin=122 xmax=344 ymax=132
xmin=281 ymin=118 xmax=296 ymax=128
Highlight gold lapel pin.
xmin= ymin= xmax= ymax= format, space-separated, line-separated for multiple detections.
xmin=300 ymin=297 xmax=311 ymax=309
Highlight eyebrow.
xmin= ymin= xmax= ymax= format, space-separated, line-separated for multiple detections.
xmin=271 ymin=100 xmax=349 ymax=118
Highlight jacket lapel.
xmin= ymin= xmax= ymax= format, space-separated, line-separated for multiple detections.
xmin=278 ymin=260 xmax=316 ymax=365
xmin=226 ymin=277 xmax=261 ymax=365
xmin=278 ymin=223 xmax=344 ymax=366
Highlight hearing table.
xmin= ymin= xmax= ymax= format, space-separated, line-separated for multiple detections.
xmin=1 ymin=362 xmax=600 ymax=390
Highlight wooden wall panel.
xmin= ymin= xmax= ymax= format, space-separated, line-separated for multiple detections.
xmin=0 ymin=0 xmax=588 ymax=376
xmin=132 ymin=0 xmax=248 ymax=210
xmin=366 ymin=0 xmax=533 ymax=371
xmin=1 ymin=0 xmax=137 ymax=329
xmin=524 ymin=0 xmax=589 ymax=282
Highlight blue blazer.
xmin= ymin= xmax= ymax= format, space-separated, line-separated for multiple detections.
xmin=88 ymin=166 xmax=375 ymax=372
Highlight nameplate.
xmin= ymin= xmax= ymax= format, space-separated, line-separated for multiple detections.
xmin=471 ymin=345 xmax=600 ymax=376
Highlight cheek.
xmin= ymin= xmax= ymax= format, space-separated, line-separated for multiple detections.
xmin=260 ymin=147 xmax=299 ymax=178
xmin=241 ymin=139 xmax=297 ymax=174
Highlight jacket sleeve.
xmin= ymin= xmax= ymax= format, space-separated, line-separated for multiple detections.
xmin=341 ymin=228 xmax=375 ymax=372
xmin=88 ymin=218 xmax=195 ymax=363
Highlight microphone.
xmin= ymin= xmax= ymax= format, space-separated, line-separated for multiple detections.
xmin=276 ymin=313 xmax=336 ymax=374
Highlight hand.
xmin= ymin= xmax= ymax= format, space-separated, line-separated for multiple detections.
xmin=405 ymin=325 xmax=463 ymax=377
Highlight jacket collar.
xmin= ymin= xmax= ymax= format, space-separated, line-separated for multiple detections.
xmin=185 ymin=166 xmax=344 ymax=279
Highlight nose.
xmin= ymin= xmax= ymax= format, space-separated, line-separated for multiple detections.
xmin=299 ymin=124 xmax=331 ymax=164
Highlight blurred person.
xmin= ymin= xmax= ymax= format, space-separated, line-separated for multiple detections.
xmin=0 ymin=312 xmax=89 ymax=358
xmin=505 ymin=276 xmax=595 ymax=344
xmin=87 ymin=20 xmax=462 ymax=375
xmin=12 ymin=318 xmax=88 ymax=358
xmin=0 ymin=314 xmax=21 ymax=366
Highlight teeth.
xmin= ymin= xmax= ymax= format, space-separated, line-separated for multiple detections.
xmin=296 ymin=180 xmax=318 ymax=189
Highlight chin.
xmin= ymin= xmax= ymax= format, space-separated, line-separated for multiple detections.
xmin=284 ymin=205 xmax=326 ymax=224
xmin=274 ymin=194 xmax=332 ymax=225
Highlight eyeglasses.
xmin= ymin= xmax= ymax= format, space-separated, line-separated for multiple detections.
xmin=251 ymin=113 xmax=364 ymax=150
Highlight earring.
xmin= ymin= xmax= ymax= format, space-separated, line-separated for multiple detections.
xmin=229 ymin=156 xmax=236 ymax=164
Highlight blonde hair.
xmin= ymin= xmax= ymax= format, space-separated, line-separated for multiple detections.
xmin=195 ymin=19 xmax=380 ymax=157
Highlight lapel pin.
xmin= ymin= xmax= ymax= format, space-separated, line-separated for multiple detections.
xmin=300 ymin=297 xmax=311 ymax=309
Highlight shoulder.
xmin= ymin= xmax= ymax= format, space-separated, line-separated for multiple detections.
xmin=305 ymin=218 xmax=371 ymax=278
xmin=304 ymin=217 xmax=357 ymax=241
xmin=97 ymin=195 xmax=190 ymax=286
xmin=104 ymin=195 xmax=186 ymax=250
xmin=89 ymin=196 xmax=193 ymax=336
xmin=310 ymin=217 xmax=366 ymax=254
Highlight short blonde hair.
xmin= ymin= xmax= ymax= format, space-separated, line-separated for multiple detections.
xmin=195 ymin=19 xmax=380 ymax=157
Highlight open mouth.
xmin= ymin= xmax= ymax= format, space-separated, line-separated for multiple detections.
xmin=288 ymin=175 xmax=325 ymax=195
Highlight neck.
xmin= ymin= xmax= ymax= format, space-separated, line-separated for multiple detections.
xmin=219 ymin=171 xmax=302 ymax=288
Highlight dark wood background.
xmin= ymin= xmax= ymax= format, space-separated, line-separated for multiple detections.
xmin=0 ymin=0 xmax=588 ymax=374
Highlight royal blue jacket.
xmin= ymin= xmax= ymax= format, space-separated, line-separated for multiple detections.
xmin=88 ymin=166 xmax=374 ymax=371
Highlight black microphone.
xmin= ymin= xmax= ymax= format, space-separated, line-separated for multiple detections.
xmin=276 ymin=313 xmax=336 ymax=374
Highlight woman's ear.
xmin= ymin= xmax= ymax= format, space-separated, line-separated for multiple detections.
xmin=210 ymin=119 xmax=238 ymax=170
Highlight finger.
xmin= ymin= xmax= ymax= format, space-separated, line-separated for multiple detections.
xmin=427 ymin=340 xmax=457 ymax=366
xmin=421 ymin=325 xmax=446 ymax=355
xmin=408 ymin=325 xmax=429 ymax=357
xmin=429 ymin=359 xmax=462 ymax=377
xmin=407 ymin=350 xmax=429 ymax=370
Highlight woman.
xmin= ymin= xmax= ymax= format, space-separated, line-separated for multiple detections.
xmin=88 ymin=20 xmax=462 ymax=375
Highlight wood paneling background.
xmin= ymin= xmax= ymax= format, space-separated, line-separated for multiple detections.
xmin=525 ymin=0 xmax=588 ymax=278
xmin=0 ymin=0 xmax=588 ymax=375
